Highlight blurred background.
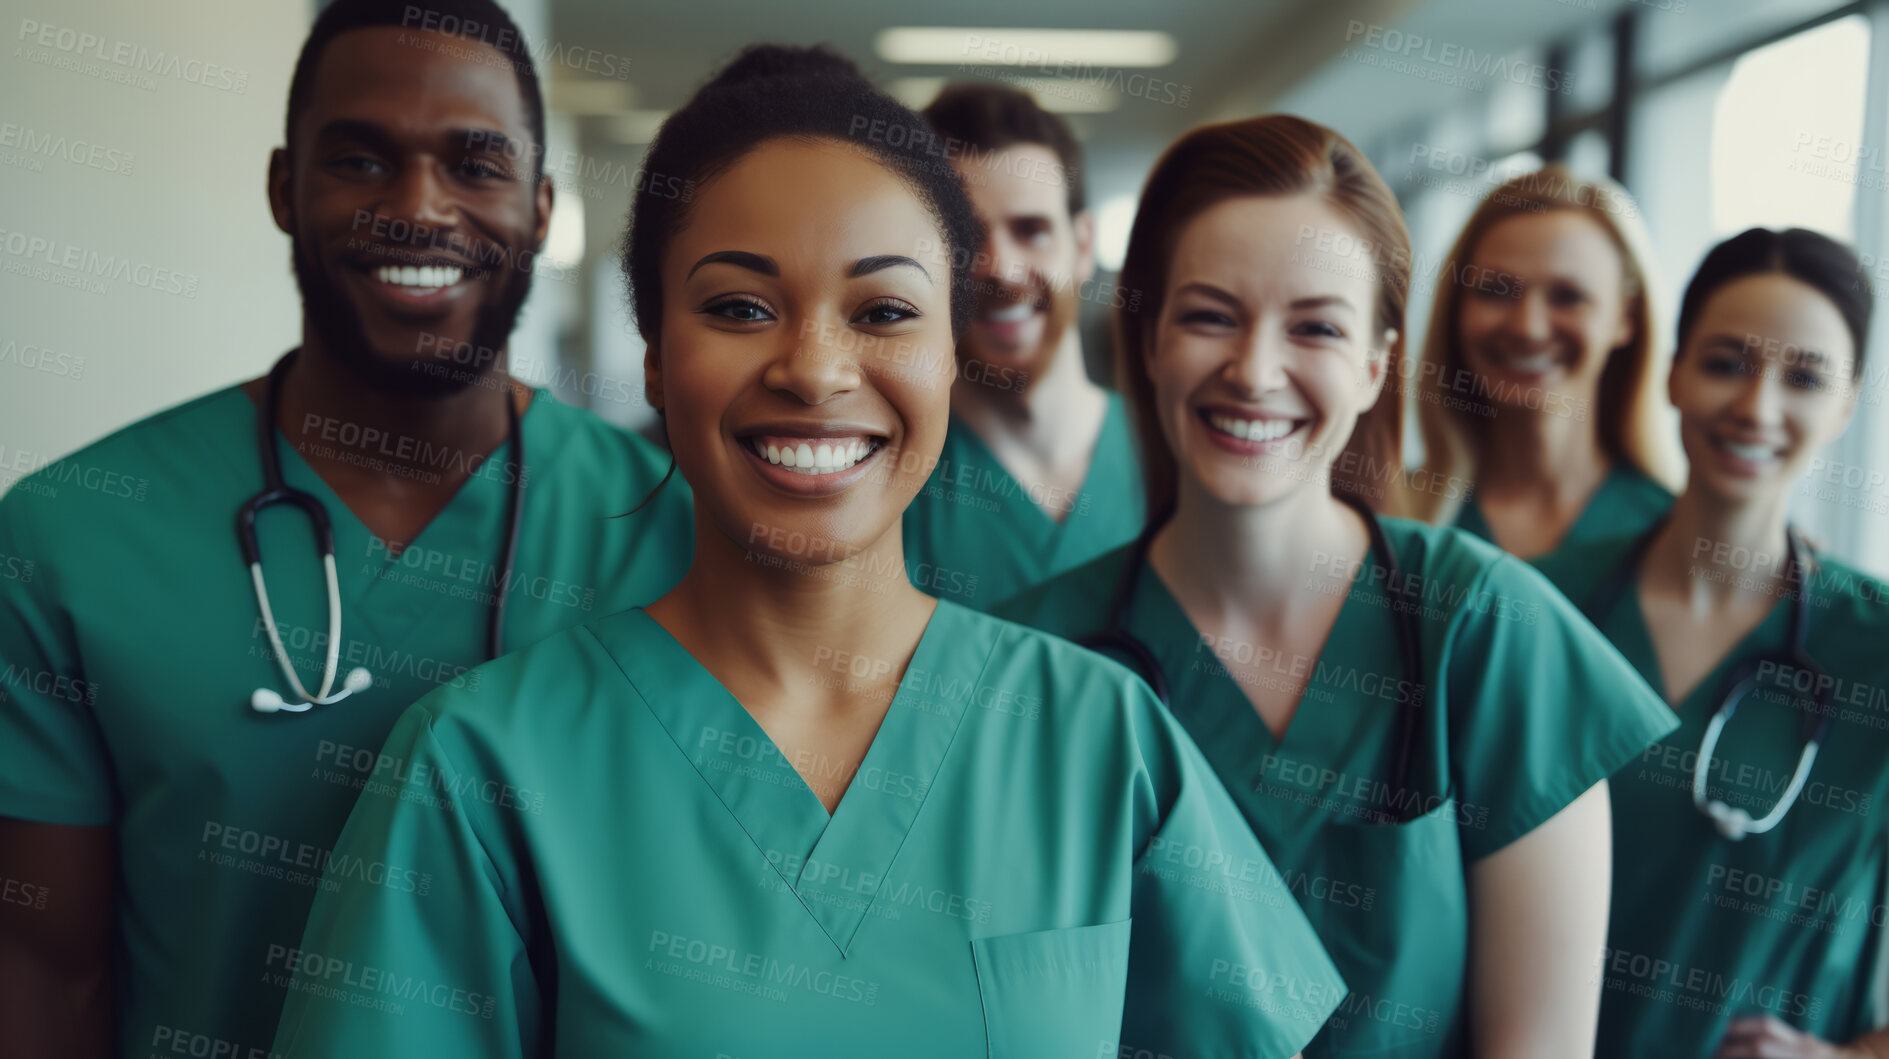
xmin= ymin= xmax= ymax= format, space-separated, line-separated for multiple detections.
xmin=3 ymin=0 xmax=1884 ymax=569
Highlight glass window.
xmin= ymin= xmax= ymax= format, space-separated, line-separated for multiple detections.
xmin=1709 ymin=14 xmax=1870 ymax=239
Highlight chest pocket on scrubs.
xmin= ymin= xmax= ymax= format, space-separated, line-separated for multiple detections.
xmin=1306 ymin=800 xmax=1467 ymax=1057
xmin=971 ymin=919 xmax=1132 ymax=1059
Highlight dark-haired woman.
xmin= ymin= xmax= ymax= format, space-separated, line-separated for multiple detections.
xmin=271 ymin=47 xmax=1346 ymax=1058
xmin=1561 ymin=229 xmax=1889 ymax=1058
xmin=997 ymin=116 xmax=1678 ymax=1057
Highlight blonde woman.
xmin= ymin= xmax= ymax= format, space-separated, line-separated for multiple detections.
xmin=1406 ymin=166 xmax=1683 ymax=592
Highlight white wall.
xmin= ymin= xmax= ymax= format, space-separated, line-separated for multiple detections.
xmin=0 ymin=0 xmax=577 ymax=493
xmin=0 ymin=1 xmax=312 ymax=487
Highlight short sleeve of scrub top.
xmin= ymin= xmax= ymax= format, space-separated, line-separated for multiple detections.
xmin=273 ymin=602 xmax=1346 ymax=1059
xmin=0 ymin=490 xmax=113 ymax=824
xmin=0 ymin=384 xmax=694 ymax=1059
xmin=1432 ymin=541 xmax=1680 ymax=859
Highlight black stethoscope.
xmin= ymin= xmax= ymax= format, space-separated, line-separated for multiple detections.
xmin=1079 ymin=491 xmax=1429 ymax=824
xmin=1580 ymin=520 xmax=1830 ymax=840
xmin=237 ymin=349 xmax=526 ymax=713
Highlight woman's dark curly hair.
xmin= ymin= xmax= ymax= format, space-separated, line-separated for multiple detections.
xmin=623 ymin=44 xmax=983 ymax=347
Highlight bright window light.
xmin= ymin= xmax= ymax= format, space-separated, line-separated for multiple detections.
xmin=876 ymin=28 xmax=1176 ymax=68
xmin=1094 ymin=194 xmax=1137 ymax=272
xmin=606 ymin=110 xmax=672 ymax=145
xmin=542 ymin=191 xmax=584 ymax=271
xmin=889 ymin=75 xmax=1118 ymax=114
xmin=1709 ymin=15 xmax=1869 ymax=240
xmin=549 ymin=79 xmax=636 ymax=114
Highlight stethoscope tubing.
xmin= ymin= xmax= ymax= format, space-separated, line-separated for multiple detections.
xmin=237 ymin=349 xmax=524 ymax=712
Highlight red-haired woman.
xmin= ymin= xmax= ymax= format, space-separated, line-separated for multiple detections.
xmin=1000 ymin=115 xmax=1675 ymax=1058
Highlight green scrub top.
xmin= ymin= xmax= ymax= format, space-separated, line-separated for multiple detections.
xmin=900 ymin=392 xmax=1144 ymax=610
xmin=1455 ymin=464 xmax=1673 ymax=597
xmin=1576 ymin=544 xmax=1889 ymax=1055
xmin=0 ymin=383 xmax=693 ymax=1059
xmin=270 ymin=600 xmax=1348 ymax=1058
xmin=997 ymin=516 xmax=1678 ymax=1057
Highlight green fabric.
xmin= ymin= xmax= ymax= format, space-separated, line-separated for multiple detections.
xmin=998 ymin=517 xmax=1677 ymax=1057
xmin=901 ymin=392 xmax=1144 ymax=610
xmin=271 ymin=602 xmax=1347 ymax=1058
xmin=0 ymin=384 xmax=693 ymax=1059
xmin=1582 ymin=549 xmax=1889 ymax=1055
xmin=1455 ymin=464 xmax=1674 ymax=597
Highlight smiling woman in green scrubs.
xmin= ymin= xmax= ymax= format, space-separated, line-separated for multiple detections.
xmin=271 ymin=47 xmax=1345 ymax=1059
xmin=1567 ymin=229 xmax=1889 ymax=1058
xmin=997 ymin=116 xmax=1678 ymax=1058
xmin=1403 ymin=167 xmax=1683 ymax=594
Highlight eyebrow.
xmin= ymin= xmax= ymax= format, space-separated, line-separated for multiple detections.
xmin=312 ymin=118 xmax=396 ymax=150
xmin=688 ymin=251 xmax=778 ymax=280
xmin=1175 ymin=283 xmax=1357 ymax=312
xmin=687 ymin=251 xmax=932 ymax=282
xmin=1708 ymin=334 xmax=1834 ymax=369
xmin=850 ymin=255 xmax=931 ymax=281
xmin=312 ymin=119 xmax=521 ymax=158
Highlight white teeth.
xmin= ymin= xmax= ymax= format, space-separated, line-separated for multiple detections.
xmin=984 ymin=300 xmax=1036 ymax=322
xmin=1208 ymin=414 xmax=1296 ymax=442
xmin=1507 ymin=352 xmax=1557 ymax=374
xmin=1720 ymin=439 xmax=1779 ymax=462
xmin=374 ymin=264 xmax=465 ymax=289
xmin=751 ymin=436 xmax=879 ymax=476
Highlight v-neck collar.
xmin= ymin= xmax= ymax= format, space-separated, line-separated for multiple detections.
xmin=1463 ymin=464 xmax=1636 ymax=554
xmin=588 ymin=601 xmax=994 ymax=955
xmin=945 ymin=393 xmax=1130 ymax=548
xmin=1118 ymin=534 xmax=1394 ymax=792
xmin=261 ymin=391 xmax=550 ymax=646
xmin=1600 ymin=571 xmax=1792 ymax=711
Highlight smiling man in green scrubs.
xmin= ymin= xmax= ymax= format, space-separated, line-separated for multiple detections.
xmin=0 ymin=4 xmax=690 ymax=1057
xmin=901 ymin=84 xmax=1144 ymax=609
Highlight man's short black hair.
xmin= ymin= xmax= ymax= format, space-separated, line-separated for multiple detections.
xmin=284 ymin=0 xmax=546 ymax=179
xmin=922 ymin=82 xmax=1085 ymax=216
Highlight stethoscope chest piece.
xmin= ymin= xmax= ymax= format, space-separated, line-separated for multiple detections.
xmin=237 ymin=350 xmax=525 ymax=714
